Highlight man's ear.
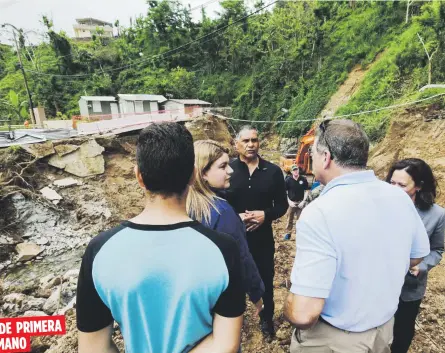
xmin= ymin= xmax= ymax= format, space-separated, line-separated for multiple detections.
xmin=134 ymin=165 xmax=146 ymax=189
xmin=322 ymin=151 xmax=332 ymax=170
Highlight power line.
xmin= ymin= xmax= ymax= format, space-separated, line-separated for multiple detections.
xmin=23 ymin=0 xmax=277 ymax=79
xmin=211 ymin=92 xmax=445 ymax=124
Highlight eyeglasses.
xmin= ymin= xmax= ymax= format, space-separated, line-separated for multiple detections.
xmin=319 ymin=119 xmax=334 ymax=160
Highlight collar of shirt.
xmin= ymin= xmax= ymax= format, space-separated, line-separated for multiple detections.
xmin=235 ymin=155 xmax=268 ymax=172
xmin=321 ymin=170 xmax=377 ymax=196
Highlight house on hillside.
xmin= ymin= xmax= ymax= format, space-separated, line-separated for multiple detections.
xmin=164 ymin=99 xmax=211 ymax=117
xmin=73 ymin=18 xmax=113 ymax=39
xmin=118 ymin=94 xmax=167 ymax=116
xmin=78 ymin=96 xmax=118 ymax=118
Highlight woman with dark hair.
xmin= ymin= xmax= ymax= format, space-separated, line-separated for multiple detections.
xmin=386 ymin=158 xmax=445 ymax=353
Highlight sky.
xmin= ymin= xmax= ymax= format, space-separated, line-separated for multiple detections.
xmin=0 ymin=0 xmax=223 ymax=44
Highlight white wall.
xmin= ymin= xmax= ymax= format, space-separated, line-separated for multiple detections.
xmin=164 ymin=101 xmax=185 ymax=119
xmin=150 ymin=101 xmax=159 ymax=112
xmin=79 ymin=100 xmax=89 ymax=117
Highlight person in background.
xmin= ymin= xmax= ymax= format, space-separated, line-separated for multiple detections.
xmin=226 ymin=125 xmax=287 ymax=339
xmin=284 ymin=119 xmax=430 ymax=353
xmin=187 ymin=139 xmax=265 ymax=317
xmin=386 ymin=158 xmax=445 ymax=353
xmin=283 ymin=165 xmax=309 ymax=240
xmin=76 ymin=123 xmax=245 ymax=353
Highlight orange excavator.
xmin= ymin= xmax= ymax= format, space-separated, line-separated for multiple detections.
xmin=279 ymin=124 xmax=316 ymax=175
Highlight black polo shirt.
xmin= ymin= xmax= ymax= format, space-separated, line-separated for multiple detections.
xmin=226 ymin=157 xmax=287 ymax=238
xmin=285 ymin=175 xmax=309 ymax=202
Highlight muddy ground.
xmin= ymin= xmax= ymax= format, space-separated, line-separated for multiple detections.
xmin=0 ymin=109 xmax=444 ymax=352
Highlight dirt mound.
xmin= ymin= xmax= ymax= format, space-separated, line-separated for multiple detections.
xmin=369 ymin=105 xmax=445 ymax=352
xmin=369 ymin=105 xmax=445 ymax=206
xmin=185 ymin=114 xmax=234 ymax=154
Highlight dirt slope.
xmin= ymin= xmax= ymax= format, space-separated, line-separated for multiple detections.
xmin=368 ymin=105 xmax=445 ymax=352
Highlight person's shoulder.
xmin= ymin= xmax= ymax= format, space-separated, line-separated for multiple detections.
xmin=214 ymin=198 xmax=236 ymax=214
xmin=428 ymin=203 xmax=445 ymax=220
xmin=83 ymin=223 xmax=127 ymax=260
xmin=192 ymin=222 xmax=239 ymax=253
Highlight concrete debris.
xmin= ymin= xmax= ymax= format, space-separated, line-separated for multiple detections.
xmin=54 ymin=144 xmax=80 ymax=157
xmin=23 ymin=310 xmax=48 ymax=317
xmin=16 ymin=242 xmax=42 ymax=262
xmin=53 ymin=177 xmax=83 ymax=188
xmin=22 ymin=297 xmax=47 ymax=312
xmin=35 ymin=237 xmax=50 ymax=246
xmin=48 ymin=139 xmax=105 ymax=177
xmin=40 ymin=274 xmax=62 ymax=290
xmin=0 ymin=234 xmax=20 ymax=245
xmin=63 ymin=269 xmax=79 ymax=282
xmin=3 ymin=293 xmax=27 ymax=305
xmin=40 ymin=187 xmax=63 ymax=204
xmin=35 ymin=288 xmax=52 ymax=299
xmin=43 ymin=286 xmax=62 ymax=315
xmin=2 ymin=303 xmax=18 ymax=313
xmin=58 ymin=297 xmax=76 ymax=315
xmin=22 ymin=141 xmax=55 ymax=158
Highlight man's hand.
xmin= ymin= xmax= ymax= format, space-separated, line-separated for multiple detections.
xmin=298 ymin=201 xmax=307 ymax=209
xmin=244 ymin=210 xmax=265 ymax=232
xmin=409 ymin=265 xmax=420 ymax=277
xmin=288 ymin=198 xmax=296 ymax=208
xmin=239 ymin=213 xmax=248 ymax=222
xmin=254 ymin=298 xmax=264 ymax=317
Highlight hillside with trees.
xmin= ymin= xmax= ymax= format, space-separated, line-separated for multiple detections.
xmin=0 ymin=0 xmax=444 ymax=140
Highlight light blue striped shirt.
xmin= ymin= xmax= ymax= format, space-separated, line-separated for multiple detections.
xmin=291 ymin=170 xmax=430 ymax=332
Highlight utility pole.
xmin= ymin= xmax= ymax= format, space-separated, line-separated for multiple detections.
xmin=1 ymin=23 xmax=37 ymax=126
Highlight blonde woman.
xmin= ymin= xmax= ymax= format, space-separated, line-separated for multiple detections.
xmin=187 ymin=140 xmax=265 ymax=316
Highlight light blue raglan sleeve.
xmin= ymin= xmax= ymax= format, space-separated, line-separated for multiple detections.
xmin=290 ymin=204 xmax=337 ymax=298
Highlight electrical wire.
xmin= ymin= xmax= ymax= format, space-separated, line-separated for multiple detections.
xmin=210 ymin=92 xmax=445 ymax=124
xmin=23 ymin=0 xmax=277 ymax=79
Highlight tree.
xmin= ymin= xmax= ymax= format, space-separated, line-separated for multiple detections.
xmin=114 ymin=19 xmax=120 ymax=37
xmin=417 ymin=32 xmax=438 ymax=85
xmin=0 ymin=90 xmax=28 ymax=123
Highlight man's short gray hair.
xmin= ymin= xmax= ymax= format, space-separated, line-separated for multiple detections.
xmin=236 ymin=125 xmax=258 ymax=141
xmin=316 ymin=119 xmax=369 ymax=169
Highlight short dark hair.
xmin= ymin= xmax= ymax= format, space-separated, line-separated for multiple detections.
xmin=386 ymin=158 xmax=437 ymax=211
xmin=136 ymin=122 xmax=194 ymax=197
xmin=316 ymin=119 xmax=369 ymax=169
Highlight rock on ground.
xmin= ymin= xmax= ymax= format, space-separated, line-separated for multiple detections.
xmin=16 ymin=242 xmax=42 ymax=261
xmin=48 ymin=139 xmax=105 ymax=177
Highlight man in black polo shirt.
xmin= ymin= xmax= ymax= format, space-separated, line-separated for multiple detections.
xmin=284 ymin=165 xmax=309 ymax=240
xmin=226 ymin=125 xmax=287 ymax=338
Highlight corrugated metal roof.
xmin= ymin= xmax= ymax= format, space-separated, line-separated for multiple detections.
xmin=76 ymin=18 xmax=113 ymax=26
xmin=80 ymin=96 xmax=116 ymax=102
xmin=118 ymin=94 xmax=167 ymax=102
xmin=169 ymin=99 xmax=211 ymax=105
xmin=0 ymin=129 xmax=77 ymax=148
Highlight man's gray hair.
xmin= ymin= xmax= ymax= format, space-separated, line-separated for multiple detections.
xmin=236 ymin=125 xmax=258 ymax=141
xmin=316 ymin=119 xmax=369 ymax=169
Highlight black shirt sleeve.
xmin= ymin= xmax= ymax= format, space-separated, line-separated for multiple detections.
xmin=192 ymin=223 xmax=246 ymax=318
xmin=303 ymin=177 xmax=310 ymax=190
xmin=76 ymin=227 xmax=123 ymax=332
xmin=212 ymin=234 xmax=246 ymax=318
xmin=264 ymin=167 xmax=288 ymax=223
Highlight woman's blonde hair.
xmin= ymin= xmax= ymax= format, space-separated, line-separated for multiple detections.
xmin=187 ymin=140 xmax=229 ymax=225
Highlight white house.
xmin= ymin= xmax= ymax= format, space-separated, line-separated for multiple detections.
xmin=78 ymin=96 xmax=118 ymax=118
xmin=73 ymin=18 xmax=113 ymax=39
xmin=164 ymin=99 xmax=211 ymax=117
xmin=118 ymin=94 xmax=167 ymax=116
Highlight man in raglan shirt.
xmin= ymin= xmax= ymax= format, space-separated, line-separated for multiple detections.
xmin=76 ymin=122 xmax=245 ymax=353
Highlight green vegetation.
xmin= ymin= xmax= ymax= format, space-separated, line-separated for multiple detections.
xmin=0 ymin=0 xmax=444 ymax=140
